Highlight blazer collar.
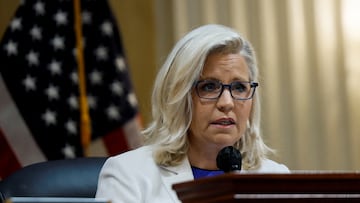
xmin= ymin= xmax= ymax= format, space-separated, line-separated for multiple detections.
xmin=159 ymin=156 xmax=194 ymax=202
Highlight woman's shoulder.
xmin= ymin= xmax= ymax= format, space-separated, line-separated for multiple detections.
xmin=252 ymin=159 xmax=290 ymax=173
xmin=111 ymin=145 xmax=153 ymax=158
xmin=104 ymin=145 xmax=155 ymax=168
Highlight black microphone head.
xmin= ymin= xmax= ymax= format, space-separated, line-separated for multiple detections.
xmin=216 ymin=146 xmax=242 ymax=172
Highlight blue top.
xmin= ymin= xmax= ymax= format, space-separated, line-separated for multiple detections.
xmin=191 ymin=166 xmax=224 ymax=179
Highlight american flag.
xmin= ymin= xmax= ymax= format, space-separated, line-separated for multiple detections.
xmin=0 ymin=0 xmax=143 ymax=179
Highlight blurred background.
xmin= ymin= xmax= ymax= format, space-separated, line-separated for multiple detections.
xmin=1 ymin=0 xmax=359 ymax=171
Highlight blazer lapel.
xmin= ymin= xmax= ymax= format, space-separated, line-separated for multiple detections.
xmin=159 ymin=157 xmax=194 ymax=202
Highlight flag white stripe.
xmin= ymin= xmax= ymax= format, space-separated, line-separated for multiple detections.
xmin=123 ymin=117 xmax=143 ymax=149
xmin=88 ymin=137 xmax=109 ymax=157
xmin=88 ymin=117 xmax=142 ymax=157
xmin=0 ymin=75 xmax=46 ymax=166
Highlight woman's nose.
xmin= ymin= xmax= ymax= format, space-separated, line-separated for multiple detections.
xmin=216 ymin=89 xmax=234 ymax=112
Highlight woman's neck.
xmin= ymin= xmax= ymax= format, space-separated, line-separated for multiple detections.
xmin=187 ymin=145 xmax=220 ymax=170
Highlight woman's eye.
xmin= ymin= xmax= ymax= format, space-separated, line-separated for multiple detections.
xmin=200 ymin=82 xmax=219 ymax=92
xmin=232 ymin=83 xmax=247 ymax=92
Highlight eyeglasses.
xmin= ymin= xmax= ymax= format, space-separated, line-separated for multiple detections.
xmin=194 ymin=80 xmax=258 ymax=100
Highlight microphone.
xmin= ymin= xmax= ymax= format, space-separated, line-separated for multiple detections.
xmin=216 ymin=146 xmax=242 ymax=172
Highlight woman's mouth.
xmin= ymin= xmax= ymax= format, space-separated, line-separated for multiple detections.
xmin=211 ymin=118 xmax=235 ymax=126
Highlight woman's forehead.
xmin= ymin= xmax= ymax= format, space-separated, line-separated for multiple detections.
xmin=200 ymin=53 xmax=250 ymax=81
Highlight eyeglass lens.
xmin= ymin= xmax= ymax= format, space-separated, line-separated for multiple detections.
xmin=196 ymin=80 xmax=257 ymax=100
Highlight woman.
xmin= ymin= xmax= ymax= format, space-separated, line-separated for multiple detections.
xmin=96 ymin=24 xmax=289 ymax=203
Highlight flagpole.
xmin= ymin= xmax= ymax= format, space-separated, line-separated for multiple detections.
xmin=73 ymin=0 xmax=91 ymax=155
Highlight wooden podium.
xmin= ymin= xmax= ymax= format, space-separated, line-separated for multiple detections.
xmin=173 ymin=172 xmax=360 ymax=202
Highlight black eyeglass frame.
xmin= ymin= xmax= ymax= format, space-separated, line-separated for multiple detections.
xmin=194 ymin=80 xmax=259 ymax=100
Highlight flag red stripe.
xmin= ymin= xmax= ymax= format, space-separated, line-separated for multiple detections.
xmin=102 ymin=126 xmax=129 ymax=156
xmin=0 ymin=128 xmax=21 ymax=179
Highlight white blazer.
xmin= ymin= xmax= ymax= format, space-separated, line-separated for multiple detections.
xmin=95 ymin=145 xmax=289 ymax=203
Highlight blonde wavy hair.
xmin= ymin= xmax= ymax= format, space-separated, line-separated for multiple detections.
xmin=142 ymin=24 xmax=273 ymax=170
